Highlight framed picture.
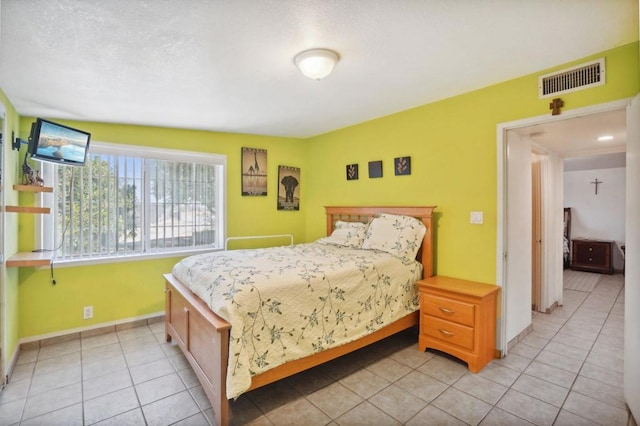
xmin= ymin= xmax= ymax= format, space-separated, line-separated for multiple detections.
xmin=394 ymin=156 xmax=411 ymax=176
xmin=241 ymin=147 xmax=267 ymax=196
xmin=277 ymin=166 xmax=300 ymax=211
xmin=346 ymin=163 xmax=358 ymax=180
xmin=368 ymin=160 xmax=383 ymax=178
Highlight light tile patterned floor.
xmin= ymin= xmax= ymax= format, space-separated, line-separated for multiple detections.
xmin=0 ymin=272 xmax=631 ymax=425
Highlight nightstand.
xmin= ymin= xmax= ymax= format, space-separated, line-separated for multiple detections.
xmin=571 ymin=239 xmax=614 ymax=274
xmin=417 ymin=276 xmax=500 ymax=373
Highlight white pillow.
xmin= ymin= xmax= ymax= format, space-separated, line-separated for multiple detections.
xmin=361 ymin=213 xmax=426 ymax=262
xmin=316 ymin=221 xmax=368 ymax=248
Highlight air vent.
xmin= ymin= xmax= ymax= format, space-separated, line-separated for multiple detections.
xmin=538 ymin=58 xmax=605 ymax=98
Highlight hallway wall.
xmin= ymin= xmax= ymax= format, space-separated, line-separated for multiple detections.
xmin=564 ymin=166 xmax=626 ymax=270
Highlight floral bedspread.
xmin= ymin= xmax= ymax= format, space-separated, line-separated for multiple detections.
xmin=172 ymin=242 xmax=422 ymax=399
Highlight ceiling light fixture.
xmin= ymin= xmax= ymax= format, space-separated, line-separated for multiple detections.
xmin=597 ymin=135 xmax=614 ymax=142
xmin=294 ymin=48 xmax=340 ymax=81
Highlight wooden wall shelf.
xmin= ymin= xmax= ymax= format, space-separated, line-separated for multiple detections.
xmin=6 ymin=251 xmax=53 ymax=267
xmin=13 ymin=184 xmax=53 ymax=193
xmin=4 ymin=185 xmax=55 ymax=267
xmin=5 ymin=206 xmax=50 ymax=214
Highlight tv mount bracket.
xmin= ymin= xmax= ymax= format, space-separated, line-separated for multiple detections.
xmin=11 ymin=131 xmax=29 ymax=151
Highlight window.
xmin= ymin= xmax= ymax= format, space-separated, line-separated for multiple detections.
xmin=40 ymin=142 xmax=226 ymax=263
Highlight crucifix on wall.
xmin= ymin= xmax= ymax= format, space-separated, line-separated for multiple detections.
xmin=549 ymin=98 xmax=564 ymax=115
xmin=591 ymin=178 xmax=602 ymax=194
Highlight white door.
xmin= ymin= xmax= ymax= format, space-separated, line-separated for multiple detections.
xmin=505 ymin=131 xmax=533 ymax=342
xmin=624 ymin=94 xmax=640 ymax=420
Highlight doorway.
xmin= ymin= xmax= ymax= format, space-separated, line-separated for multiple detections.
xmin=496 ymin=98 xmax=629 ymax=353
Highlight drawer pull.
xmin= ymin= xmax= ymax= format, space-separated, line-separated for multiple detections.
xmin=589 ymin=247 xmax=593 ymax=251
xmin=439 ymin=307 xmax=455 ymax=315
xmin=439 ymin=329 xmax=454 ymax=336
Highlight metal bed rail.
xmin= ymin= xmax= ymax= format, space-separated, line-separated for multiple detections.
xmin=224 ymin=234 xmax=294 ymax=250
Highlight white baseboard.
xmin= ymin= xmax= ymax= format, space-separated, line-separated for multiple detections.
xmin=3 ymin=343 xmax=21 ymax=386
xmin=507 ymin=323 xmax=534 ymax=351
xmin=19 ymin=311 xmax=165 ymax=345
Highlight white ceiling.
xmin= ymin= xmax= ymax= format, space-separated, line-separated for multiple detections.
xmin=0 ymin=0 xmax=637 ymax=138
xmin=515 ymin=108 xmax=628 ymax=170
xmin=513 ymin=108 xmax=628 ymax=163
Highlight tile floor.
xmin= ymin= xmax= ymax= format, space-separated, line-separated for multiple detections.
xmin=0 ymin=272 xmax=632 ymax=425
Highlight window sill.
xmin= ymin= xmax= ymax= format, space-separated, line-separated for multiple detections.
xmin=43 ymin=247 xmax=222 ymax=268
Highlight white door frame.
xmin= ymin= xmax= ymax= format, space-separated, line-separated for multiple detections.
xmin=624 ymin=93 xmax=640 ymax=420
xmin=496 ymin=97 xmax=631 ymax=355
xmin=530 ymin=150 xmax=549 ymax=313
xmin=0 ymin=102 xmax=5 ymax=386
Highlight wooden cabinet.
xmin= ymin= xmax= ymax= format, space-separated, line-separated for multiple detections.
xmin=417 ymin=276 xmax=499 ymax=373
xmin=571 ymin=239 xmax=614 ymax=274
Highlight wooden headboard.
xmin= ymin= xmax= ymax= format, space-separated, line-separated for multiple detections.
xmin=325 ymin=206 xmax=436 ymax=278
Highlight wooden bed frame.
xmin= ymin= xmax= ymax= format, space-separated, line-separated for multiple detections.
xmin=164 ymin=205 xmax=436 ymax=425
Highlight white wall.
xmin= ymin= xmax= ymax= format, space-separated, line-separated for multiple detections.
xmin=564 ymin=167 xmax=626 ymax=270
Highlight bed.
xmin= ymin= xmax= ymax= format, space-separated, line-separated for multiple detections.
xmin=164 ymin=205 xmax=436 ymax=425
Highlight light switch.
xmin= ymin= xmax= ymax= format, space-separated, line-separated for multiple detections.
xmin=470 ymin=211 xmax=484 ymax=224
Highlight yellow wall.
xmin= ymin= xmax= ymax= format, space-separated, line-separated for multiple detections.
xmin=15 ymin=121 xmax=308 ymax=337
xmin=7 ymin=41 xmax=640 ymax=342
xmin=305 ymin=42 xmax=640 ymax=283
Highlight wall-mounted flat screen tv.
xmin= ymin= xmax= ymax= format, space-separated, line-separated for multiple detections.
xmin=28 ymin=118 xmax=91 ymax=166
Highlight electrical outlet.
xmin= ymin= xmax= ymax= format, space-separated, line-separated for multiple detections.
xmin=83 ymin=306 xmax=93 ymax=320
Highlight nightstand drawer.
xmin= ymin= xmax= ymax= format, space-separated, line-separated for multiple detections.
xmin=423 ymin=315 xmax=474 ymax=350
xmin=422 ymin=294 xmax=474 ymax=327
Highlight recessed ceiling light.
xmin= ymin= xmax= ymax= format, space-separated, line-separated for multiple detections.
xmin=597 ymin=135 xmax=614 ymax=142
